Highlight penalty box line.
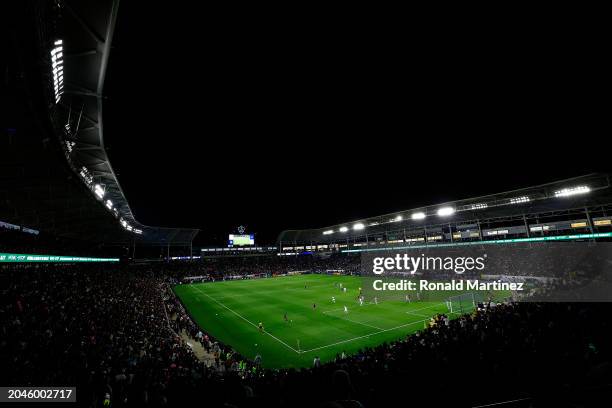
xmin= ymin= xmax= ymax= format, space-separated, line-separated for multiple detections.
xmin=193 ymin=286 xmax=301 ymax=354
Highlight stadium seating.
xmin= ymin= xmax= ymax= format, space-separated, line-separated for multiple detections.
xmin=1 ymin=259 xmax=610 ymax=407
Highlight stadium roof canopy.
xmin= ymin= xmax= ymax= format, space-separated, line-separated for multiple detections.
xmin=1 ymin=0 xmax=199 ymax=246
xmin=278 ymin=174 xmax=612 ymax=244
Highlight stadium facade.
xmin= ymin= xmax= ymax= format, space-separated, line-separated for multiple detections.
xmin=278 ymin=173 xmax=612 ymax=253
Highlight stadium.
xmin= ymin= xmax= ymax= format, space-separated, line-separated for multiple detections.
xmin=2 ymin=1 xmax=612 ymax=407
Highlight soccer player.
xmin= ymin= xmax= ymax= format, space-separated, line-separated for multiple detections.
xmin=359 ymin=297 xmax=363 ymax=306
xmin=405 ymin=294 xmax=411 ymax=303
xmin=258 ymin=322 xmax=264 ymax=332
xmin=374 ymin=296 xmax=378 ymax=305
xmin=331 ymin=296 xmax=336 ymax=303
xmin=284 ymin=312 xmax=288 ymax=323
xmin=343 ymin=305 xmax=348 ymax=313
xmin=312 ymin=303 xmax=316 ymax=310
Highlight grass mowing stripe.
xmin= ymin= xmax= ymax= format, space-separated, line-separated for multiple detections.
xmin=322 ymin=302 xmax=377 ymax=314
xmin=404 ymin=302 xmax=448 ymax=314
xmin=300 ymin=317 xmax=430 ymax=354
xmin=193 ymin=285 xmax=301 ymax=354
xmin=323 ymin=312 xmax=384 ymax=331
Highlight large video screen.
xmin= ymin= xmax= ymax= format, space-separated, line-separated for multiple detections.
xmin=229 ymin=234 xmax=255 ymax=246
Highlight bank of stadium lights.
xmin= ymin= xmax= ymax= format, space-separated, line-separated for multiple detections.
xmin=322 ymin=229 xmax=334 ymax=235
xmin=368 ymin=222 xmax=379 ymax=227
xmin=470 ymin=203 xmax=488 ymax=210
xmin=50 ymin=40 xmax=64 ymax=103
xmin=339 ymin=226 xmax=349 ymax=233
xmin=437 ymin=207 xmax=455 ymax=217
xmin=554 ymin=185 xmax=591 ymax=198
xmin=93 ymin=184 xmax=105 ymax=199
xmin=411 ymin=212 xmax=426 ymax=220
xmin=122 ymin=221 xmax=141 ymax=234
xmin=389 ymin=215 xmax=403 ymax=223
xmin=353 ymin=223 xmax=365 ymax=231
xmin=105 ymin=200 xmax=113 ymax=210
xmin=510 ymin=196 xmax=530 ymax=204
xmin=79 ymin=166 xmax=93 ymax=185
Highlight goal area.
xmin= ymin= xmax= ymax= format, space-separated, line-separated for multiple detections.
xmin=447 ymin=292 xmax=483 ymax=314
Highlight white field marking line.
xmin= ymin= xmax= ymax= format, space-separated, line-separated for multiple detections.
xmin=327 ymin=314 xmax=384 ymax=331
xmin=404 ymin=302 xmax=448 ymax=315
xmin=300 ymin=317 xmax=430 ymax=354
xmin=193 ymin=286 xmax=300 ymax=354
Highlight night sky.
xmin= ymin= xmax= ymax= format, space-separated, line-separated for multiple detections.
xmin=102 ymin=4 xmax=610 ymax=245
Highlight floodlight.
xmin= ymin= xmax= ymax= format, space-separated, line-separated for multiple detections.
xmin=510 ymin=196 xmax=530 ymax=204
xmin=105 ymin=200 xmax=113 ymax=209
xmin=395 ymin=215 xmax=403 ymax=221
xmin=339 ymin=226 xmax=349 ymax=232
xmin=323 ymin=230 xmax=334 ymax=235
xmin=94 ymin=184 xmax=105 ymax=199
xmin=411 ymin=212 xmax=426 ymax=220
xmin=353 ymin=223 xmax=365 ymax=231
xmin=554 ymin=186 xmax=590 ymax=197
xmin=50 ymin=40 xmax=64 ymax=103
xmin=470 ymin=203 xmax=488 ymax=210
xmin=437 ymin=207 xmax=455 ymax=217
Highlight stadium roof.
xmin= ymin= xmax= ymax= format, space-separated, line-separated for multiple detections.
xmin=278 ymin=173 xmax=612 ymax=244
xmin=2 ymin=0 xmax=199 ymax=246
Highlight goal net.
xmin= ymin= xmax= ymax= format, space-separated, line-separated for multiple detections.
xmin=447 ymin=292 xmax=482 ymax=314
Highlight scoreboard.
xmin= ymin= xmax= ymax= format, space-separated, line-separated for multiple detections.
xmin=228 ymin=234 xmax=255 ymax=247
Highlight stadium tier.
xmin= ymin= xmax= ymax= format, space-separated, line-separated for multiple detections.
xmin=278 ymin=173 xmax=612 ymax=251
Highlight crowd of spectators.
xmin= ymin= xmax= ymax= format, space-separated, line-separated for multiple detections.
xmin=1 ymin=258 xmax=611 ymax=407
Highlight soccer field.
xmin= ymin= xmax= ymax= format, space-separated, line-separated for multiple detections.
xmin=174 ymin=274 xmax=455 ymax=368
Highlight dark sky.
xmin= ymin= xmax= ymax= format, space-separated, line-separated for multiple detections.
xmin=102 ymin=5 xmax=610 ymax=246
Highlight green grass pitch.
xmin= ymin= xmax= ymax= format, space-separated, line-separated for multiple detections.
xmin=174 ymin=274 xmax=455 ymax=368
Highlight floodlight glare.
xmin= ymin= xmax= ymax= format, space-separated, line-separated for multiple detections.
xmin=50 ymin=40 xmax=64 ymax=103
xmin=510 ymin=196 xmax=530 ymax=204
xmin=339 ymin=226 xmax=349 ymax=232
xmin=395 ymin=215 xmax=403 ymax=222
xmin=353 ymin=223 xmax=365 ymax=230
xmin=470 ymin=203 xmax=488 ymax=210
xmin=94 ymin=184 xmax=105 ymax=199
xmin=411 ymin=212 xmax=426 ymax=220
xmin=554 ymin=185 xmax=591 ymax=197
xmin=105 ymin=200 xmax=113 ymax=209
xmin=322 ymin=230 xmax=334 ymax=235
xmin=437 ymin=207 xmax=455 ymax=217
